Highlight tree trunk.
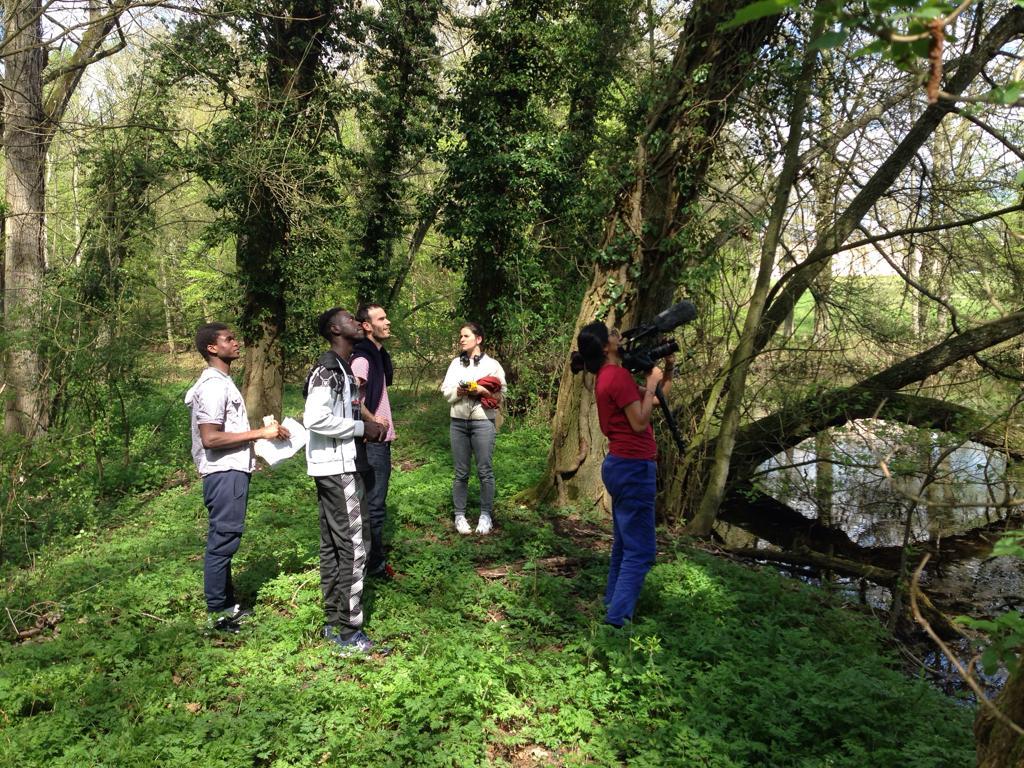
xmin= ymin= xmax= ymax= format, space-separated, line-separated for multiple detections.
xmin=721 ymin=488 xmax=1024 ymax=573
xmin=975 ymin=669 xmax=1024 ymax=767
xmin=815 ymin=430 xmax=833 ymax=526
xmin=2 ymin=0 xmax=124 ymax=437
xmin=237 ymin=204 xmax=287 ymax=425
xmin=229 ymin=0 xmax=337 ymax=423
xmin=3 ymin=0 xmax=48 ymax=436
xmin=158 ymin=248 xmax=177 ymax=356
xmin=540 ymin=0 xmax=779 ymax=507
xmin=688 ymin=7 xmax=823 ymax=536
xmin=536 ymin=264 xmax=625 ymax=509
xmin=242 ymin=314 xmax=284 ymax=425
xmin=917 ymin=124 xmax=951 ymax=340
xmin=811 ymin=52 xmax=836 ymax=343
xmin=356 ymin=0 xmax=441 ymax=306
xmin=387 ymin=197 xmax=441 ymax=308
xmin=683 ymin=6 xmax=1024 ymax=532
xmin=726 ymin=310 xmax=1024 ymax=479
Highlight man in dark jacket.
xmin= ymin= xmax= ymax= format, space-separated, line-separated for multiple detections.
xmin=351 ymin=304 xmax=396 ymax=579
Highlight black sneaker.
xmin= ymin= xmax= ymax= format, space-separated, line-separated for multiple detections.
xmin=223 ymin=603 xmax=253 ymax=623
xmin=323 ymin=626 xmax=391 ymax=657
xmin=208 ymin=614 xmax=241 ymax=634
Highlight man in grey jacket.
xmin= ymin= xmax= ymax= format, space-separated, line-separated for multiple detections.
xmin=303 ymin=308 xmax=385 ymax=654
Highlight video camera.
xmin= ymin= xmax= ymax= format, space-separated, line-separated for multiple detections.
xmin=619 ymin=300 xmax=697 ymax=373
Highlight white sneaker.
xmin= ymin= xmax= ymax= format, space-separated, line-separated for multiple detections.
xmin=476 ymin=515 xmax=492 ymax=535
xmin=455 ymin=515 xmax=472 ymax=535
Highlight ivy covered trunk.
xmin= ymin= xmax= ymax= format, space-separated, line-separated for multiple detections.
xmin=2 ymin=0 xmax=49 ymax=436
xmin=355 ymin=0 xmax=442 ymax=306
xmin=234 ymin=152 xmax=291 ymax=427
xmin=540 ymin=0 xmax=779 ymax=512
xmin=174 ymin=0 xmax=349 ymax=422
xmin=540 ymin=261 xmax=632 ymax=510
xmin=239 ymin=226 xmax=286 ymax=425
xmin=975 ymin=669 xmax=1024 ymax=768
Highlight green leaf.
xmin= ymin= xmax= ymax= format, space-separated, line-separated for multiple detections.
xmin=956 ymin=616 xmax=999 ymax=633
xmin=910 ymin=37 xmax=932 ymax=57
xmin=720 ymin=0 xmax=798 ymax=30
xmin=913 ymin=6 xmax=947 ymax=19
xmin=988 ymin=82 xmax=1023 ymax=105
xmin=810 ymin=29 xmax=849 ymax=49
xmin=981 ymin=646 xmax=1000 ymax=675
xmin=816 ymin=0 xmax=844 ymax=14
xmin=993 ymin=529 xmax=1024 ymax=555
xmin=851 ymin=39 xmax=888 ymax=57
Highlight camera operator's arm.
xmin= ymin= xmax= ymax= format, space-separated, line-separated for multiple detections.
xmin=622 ymin=367 xmax=663 ymax=433
xmin=660 ymin=354 xmax=675 ymax=395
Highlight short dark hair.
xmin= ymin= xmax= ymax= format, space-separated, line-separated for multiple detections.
xmin=195 ymin=322 xmax=230 ymax=360
xmin=571 ymin=321 xmax=609 ymax=374
xmin=460 ymin=321 xmax=484 ymax=340
xmin=355 ymin=303 xmax=383 ymax=325
xmin=317 ymin=307 xmax=346 ymax=340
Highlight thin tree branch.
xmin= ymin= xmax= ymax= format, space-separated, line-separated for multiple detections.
xmin=910 ymin=554 xmax=1024 ymax=738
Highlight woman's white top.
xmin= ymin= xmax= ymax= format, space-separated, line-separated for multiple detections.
xmin=441 ymin=353 xmax=507 ymax=420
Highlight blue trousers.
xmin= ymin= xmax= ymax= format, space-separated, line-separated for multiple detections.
xmin=202 ymin=470 xmax=250 ymax=613
xmin=601 ymin=454 xmax=657 ymax=626
xmin=363 ymin=441 xmax=392 ymax=575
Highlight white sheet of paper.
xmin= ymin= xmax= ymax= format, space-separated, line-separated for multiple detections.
xmin=254 ymin=417 xmax=308 ymax=466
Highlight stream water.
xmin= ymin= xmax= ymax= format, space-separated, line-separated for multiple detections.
xmin=727 ymin=419 xmax=1023 ymax=693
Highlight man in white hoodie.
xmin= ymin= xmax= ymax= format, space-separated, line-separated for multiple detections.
xmin=185 ymin=323 xmax=288 ymax=633
xmin=303 ymin=308 xmax=385 ymax=654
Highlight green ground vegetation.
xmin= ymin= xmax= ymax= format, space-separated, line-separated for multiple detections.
xmin=1 ymin=386 xmax=974 ymax=767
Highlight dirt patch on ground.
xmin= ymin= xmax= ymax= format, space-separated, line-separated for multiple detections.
xmin=547 ymin=511 xmax=610 ymax=553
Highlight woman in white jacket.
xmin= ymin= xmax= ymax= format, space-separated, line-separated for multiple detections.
xmin=440 ymin=323 xmax=506 ymax=535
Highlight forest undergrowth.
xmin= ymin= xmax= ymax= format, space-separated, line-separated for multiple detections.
xmin=0 ymin=386 xmax=975 ymax=767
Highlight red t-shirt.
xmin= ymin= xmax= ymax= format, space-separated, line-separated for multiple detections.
xmin=595 ymin=364 xmax=657 ymax=460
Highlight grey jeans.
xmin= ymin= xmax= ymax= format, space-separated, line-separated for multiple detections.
xmin=450 ymin=417 xmax=496 ymax=518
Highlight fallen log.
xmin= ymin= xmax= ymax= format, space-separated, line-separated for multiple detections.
xmin=725 ymin=546 xmax=964 ymax=639
xmin=723 ymin=547 xmax=898 ymax=584
xmin=476 ymin=556 xmax=584 ymax=580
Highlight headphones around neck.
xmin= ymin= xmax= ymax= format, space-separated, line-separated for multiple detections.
xmin=459 ymin=351 xmax=482 ymax=367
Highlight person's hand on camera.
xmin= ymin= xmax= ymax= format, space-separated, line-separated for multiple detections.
xmin=363 ymin=420 xmax=385 ymax=443
xmin=645 ymin=366 xmax=664 ymax=392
